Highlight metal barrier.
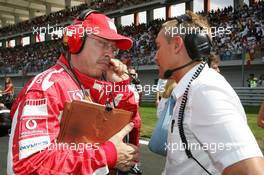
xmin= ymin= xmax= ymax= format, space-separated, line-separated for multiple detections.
xmin=141 ymin=87 xmax=264 ymax=106
xmin=234 ymin=87 xmax=264 ymax=106
xmin=142 ymin=93 xmax=155 ymax=103
xmin=13 ymin=86 xmax=263 ymax=106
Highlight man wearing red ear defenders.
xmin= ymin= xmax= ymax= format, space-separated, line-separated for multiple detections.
xmin=8 ymin=9 xmax=141 ymax=175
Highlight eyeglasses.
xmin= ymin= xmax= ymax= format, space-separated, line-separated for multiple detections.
xmin=88 ymin=35 xmax=119 ymax=56
xmin=130 ymin=73 xmax=137 ymax=77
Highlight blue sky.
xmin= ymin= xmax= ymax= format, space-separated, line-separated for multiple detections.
xmin=121 ymin=0 xmax=249 ymax=25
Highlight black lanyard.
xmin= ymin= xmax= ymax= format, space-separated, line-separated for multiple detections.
xmin=56 ymin=60 xmax=90 ymax=101
xmin=57 ymin=60 xmax=116 ymax=110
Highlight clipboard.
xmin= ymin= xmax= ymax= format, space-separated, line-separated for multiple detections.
xmin=57 ymin=100 xmax=133 ymax=144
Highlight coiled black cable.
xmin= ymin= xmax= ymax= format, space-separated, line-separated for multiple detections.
xmin=177 ymin=61 xmax=212 ymax=175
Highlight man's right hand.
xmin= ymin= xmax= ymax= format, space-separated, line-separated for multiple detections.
xmin=109 ymin=122 xmax=139 ymax=172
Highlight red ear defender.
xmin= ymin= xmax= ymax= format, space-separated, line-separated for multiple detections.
xmin=63 ymin=9 xmax=132 ymax=54
xmin=63 ymin=9 xmax=100 ymax=54
xmin=64 ymin=24 xmax=86 ymax=54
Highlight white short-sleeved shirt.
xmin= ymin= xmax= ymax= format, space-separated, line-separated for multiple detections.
xmin=163 ymin=64 xmax=263 ymax=175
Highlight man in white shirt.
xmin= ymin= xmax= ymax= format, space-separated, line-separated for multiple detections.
xmin=155 ymin=11 xmax=264 ymax=175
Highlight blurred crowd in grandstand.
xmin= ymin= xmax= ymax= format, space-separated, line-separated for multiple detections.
xmin=0 ymin=0 xmax=151 ymax=38
xmin=0 ymin=40 xmax=60 ymax=74
xmin=208 ymin=3 xmax=264 ymax=62
xmin=0 ymin=1 xmax=264 ymax=76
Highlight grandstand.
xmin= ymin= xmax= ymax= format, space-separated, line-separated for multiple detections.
xmin=0 ymin=1 xmax=264 ymax=174
xmin=0 ymin=0 xmax=263 ymax=101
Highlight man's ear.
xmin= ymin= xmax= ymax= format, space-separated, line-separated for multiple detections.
xmin=172 ymin=36 xmax=183 ymax=54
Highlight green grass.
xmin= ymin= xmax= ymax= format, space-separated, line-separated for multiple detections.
xmin=139 ymin=104 xmax=264 ymax=151
xmin=245 ymin=106 xmax=264 ymax=151
xmin=139 ymin=106 xmax=157 ymax=138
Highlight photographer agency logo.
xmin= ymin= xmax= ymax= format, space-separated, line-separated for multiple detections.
xmin=164 ymin=24 xmax=231 ymax=38
xmin=32 ymin=23 xmax=100 ymax=37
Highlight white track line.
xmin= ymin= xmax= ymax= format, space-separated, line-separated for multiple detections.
xmin=139 ymin=139 xmax=149 ymax=145
xmin=0 ymin=110 xmax=10 ymax=114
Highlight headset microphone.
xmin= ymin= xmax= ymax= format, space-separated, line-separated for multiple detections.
xmin=163 ymin=60 xmax=197 ymax=79
xmin=162 ymin=13 xmax=212 ymax=79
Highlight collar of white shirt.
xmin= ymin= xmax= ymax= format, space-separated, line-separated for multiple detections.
xmin=171 ymin=63 xmax=209 ymax=99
